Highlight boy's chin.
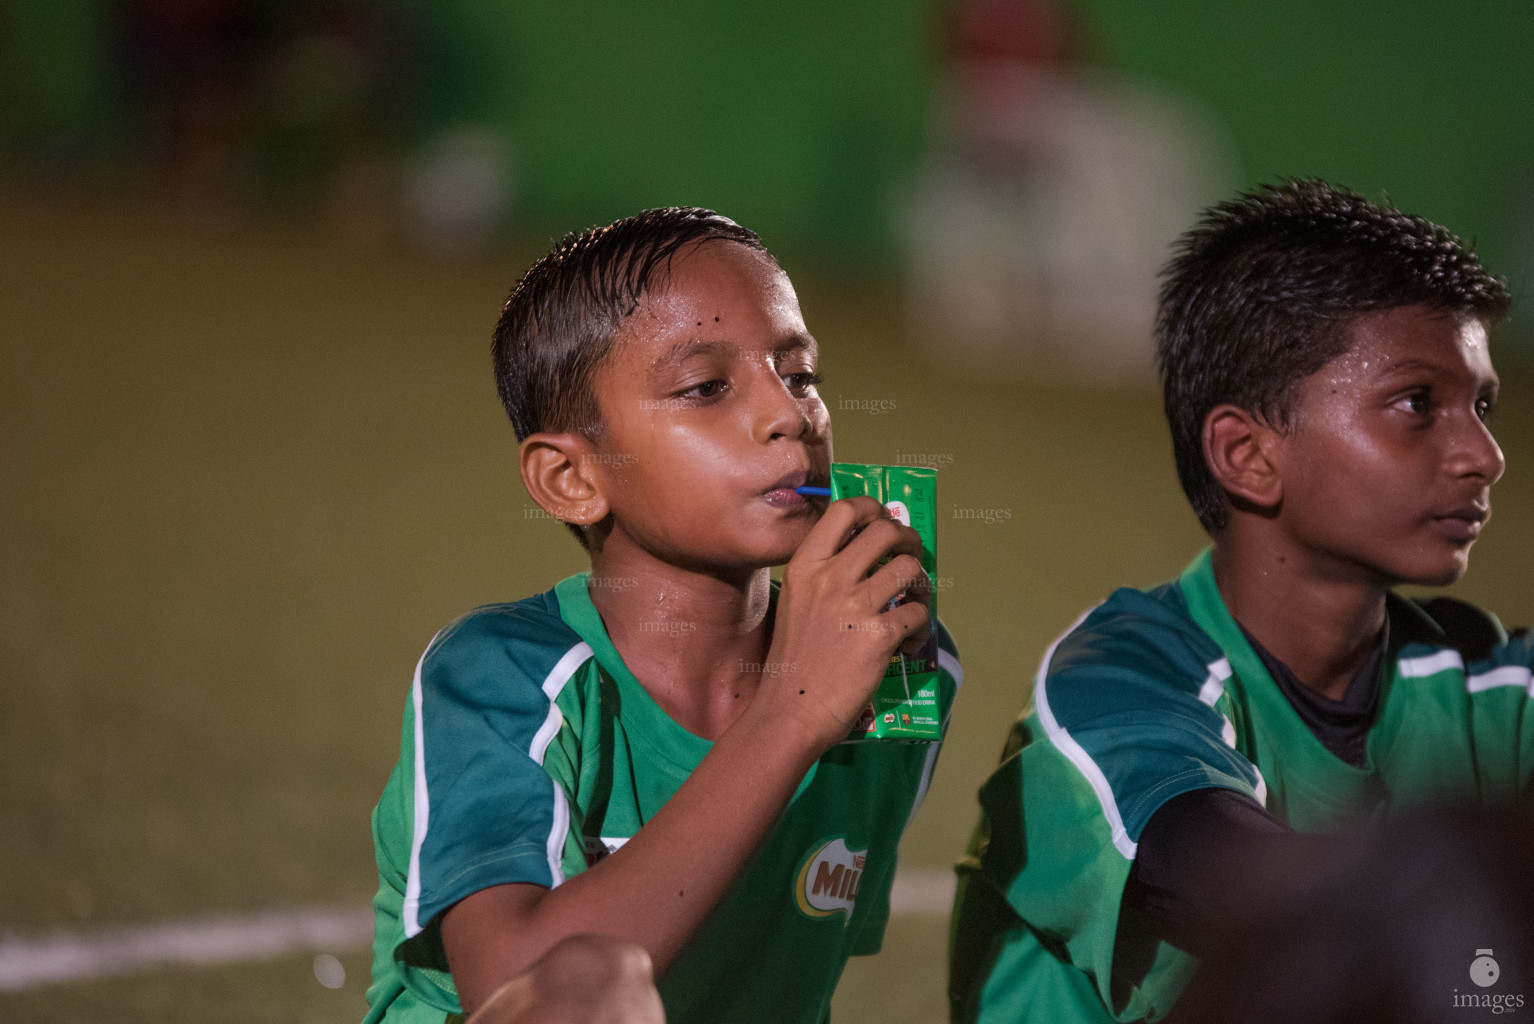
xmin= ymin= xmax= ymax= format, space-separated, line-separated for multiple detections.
xmin=747 ymin=536 xmax=810 ymax=569
xmin=1395 ymin=551 xmax=1473 ymax=590
xmin=666 ymin=531 xmax=808 ymax=576
xmin=736 ymin=533 xmax=809 ymax=573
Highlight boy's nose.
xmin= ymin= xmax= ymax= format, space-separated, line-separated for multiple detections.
xmin=751 ymin=375 xmax=813 ymax=444
xmin=1451 ymin=414 xmax=1505 ymax=486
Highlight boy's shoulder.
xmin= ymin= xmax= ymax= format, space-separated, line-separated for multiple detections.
xmin=419 ymin=578 xmax=593 ymax=706
xmin=432 ymin=584 xmax=570 ymax=645
xmin=1042 ymin=579 xmax=1224 ymax=706
xmin=1391 ymin=592 xmax=1513 ymax=663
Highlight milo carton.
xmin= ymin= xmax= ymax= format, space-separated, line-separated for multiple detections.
xmin=831 ymin=463 xmax=941 ymax=742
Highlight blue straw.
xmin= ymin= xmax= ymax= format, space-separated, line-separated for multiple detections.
xmin=794 ymin=486 xmax=832 ymax=496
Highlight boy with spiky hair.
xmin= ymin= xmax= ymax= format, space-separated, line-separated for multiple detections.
xmin=949 ymin=180 xmax=1531 ymax=1023
xmin=364 ymin=207 xmax=959 ymax=1024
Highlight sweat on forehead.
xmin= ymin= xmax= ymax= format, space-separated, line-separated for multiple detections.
xmin=492 ymin=208 xmax=773 ymax=439
xmin=610 ymin=243 xmax=806 ymax=366
xmin=1322 ymin=306 xmax=1497 ymax=386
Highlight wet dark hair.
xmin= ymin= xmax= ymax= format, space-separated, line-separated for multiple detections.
xmin=492 ymin=206 xmax=771 ymax=545
xmin=1156 ymin=179 xmax=1511 ymax=534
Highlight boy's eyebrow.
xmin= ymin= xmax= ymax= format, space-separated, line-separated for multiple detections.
xmin=652 ymin=339 xmax=735 ymax=373
xmin=1371 ymin=357 xmax=1501 ymax=400
xmin=1376 ymin=357 xmax=1450 ymax=378
xmin=651 ymin=334 xmax=819 ymax=374
xmin=1375 ymin=356 xmax=1498 ymax=384
xmin=787 ymin=334 xmax=819 ymax=360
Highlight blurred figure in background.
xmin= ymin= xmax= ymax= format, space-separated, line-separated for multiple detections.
xmin=117 ymin=0 xmax=273 ymax=213
xmin=115 ymin=0 xmax=426 ymax=239
xmin=900 ymin=0 xmax=1232 ymax=384
xmin=1169 ymin=806 xmax=1534 ymax=1024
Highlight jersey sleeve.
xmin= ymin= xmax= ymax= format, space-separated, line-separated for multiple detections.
xmin=968 ymin=588 xmax=1265 ymax=1020
xmin=393 ymin=605 xmax=595 ymax=974
xmin=1468 ymin=638 xmax=1534 ymax=808
xmin=1438 ymin=604 xmax=1534 ymax=806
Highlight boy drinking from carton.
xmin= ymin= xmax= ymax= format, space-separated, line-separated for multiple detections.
xmin=364 ymin=207 xmax=960 ymax=1024
xmin=950 ymin=180 xmax=1532 ymax=1023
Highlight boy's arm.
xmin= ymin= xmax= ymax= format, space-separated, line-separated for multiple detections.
xmin=1133 ymin=606 xmax=1534 ymax=960
xmin=955 ymin=590 xmax=1265 ymax=1021
xmin=442 ymin=497 xmax=931 ymax=1016
xmin=1126 ymin=787 xmax=1321 ymax=956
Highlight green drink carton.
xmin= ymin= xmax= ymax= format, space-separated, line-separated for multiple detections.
xmin=831 ymin=463 xmax=941 ymax=742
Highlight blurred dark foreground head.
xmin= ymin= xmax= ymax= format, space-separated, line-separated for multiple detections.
xmin=1169 ymin=805 xmax=1534 ymax=1024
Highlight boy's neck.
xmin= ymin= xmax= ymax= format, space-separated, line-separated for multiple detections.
xmin=586 ymin=543 xmax=775 ymax=742
xmin=1210 ymin=532 xmax=1388 ymax=702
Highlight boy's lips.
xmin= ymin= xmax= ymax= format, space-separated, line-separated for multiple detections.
xmin=1432 ymin=503 xmax=1489 ymax=543
xmin=763 ymin=470 xmax=827 ymax=493
xmin=762 ymin=469 xmax=828 ymax=509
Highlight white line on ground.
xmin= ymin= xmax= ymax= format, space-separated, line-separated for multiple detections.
xmin=0 ymin=906 xmax=373 ymax=992
xmin=0 ymin=868 xmax=957 ymax=992
xmin=888 ymin=867 xmax=957 ymax=915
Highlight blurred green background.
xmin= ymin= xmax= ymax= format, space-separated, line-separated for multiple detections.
xmin=8 ymin=0 xmax=1534 ymax=277
xmin=3 ymin=2 xmax=1532 ymax=1022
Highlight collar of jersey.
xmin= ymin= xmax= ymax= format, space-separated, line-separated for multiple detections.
xmin=1178 ymin=547 xmax=1379 ymax=799
xmin=550 ymin=573 xmax=712 ymax=772
xmin=551 ymin=572 xmax=817 ymax=796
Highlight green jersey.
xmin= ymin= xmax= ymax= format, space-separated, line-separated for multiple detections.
xmin=951 ymin=549 xmax=1534 ymax=1024
xmin=365 ymin=573 xmax=961 ymax=1024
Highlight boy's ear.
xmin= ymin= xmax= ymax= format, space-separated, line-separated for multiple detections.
xmin=1203 ymin=404 xmax=1283 ymax=512
xmin=520 ymin=433 xmax=611 ymax=528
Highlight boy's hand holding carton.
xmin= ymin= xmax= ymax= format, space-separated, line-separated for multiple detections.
xmin=755 ymin=493 xmax=932 ymax=751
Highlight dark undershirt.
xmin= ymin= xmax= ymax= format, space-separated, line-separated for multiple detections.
xmin=1124 ymin=619 xmax=1389 ymax=956
xmin=1240 ymin=619 xmax=1387 ymax=768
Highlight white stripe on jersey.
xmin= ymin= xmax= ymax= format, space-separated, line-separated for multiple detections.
xmin=402 ymin=647 xmax=433 ymax=938
xmin=938 ymin=647 xmax=965 ymax=689
xmin=1033 ymin=606 xmax=1140 ymax=859
xmin=1197 ymin=658 xmax=1243 ymax=753
xmin=530 ymin=643 xmax=596 ymax=766
xmin=905 ymin=647 xmax=964 ymax=831
xmin=528 ymin=643 xmax=592 ymax=888
xmin=1397 ymin=648 xmax=1533 ymax=697
xmin=403 ymin=639 xmax=593 ymax=936
xmin=1399 ymin=649 xmax=1463 ymax=678
xmin=1197 ymin=659 xmax=1230 ymax=707
xmin=1467 ymin=665 xmax=1533 ymax=694
xmin=1194 ymin=657 xmax=1269 ymax=806
xmin=546 ymin=781 xmax=571 ymax=887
